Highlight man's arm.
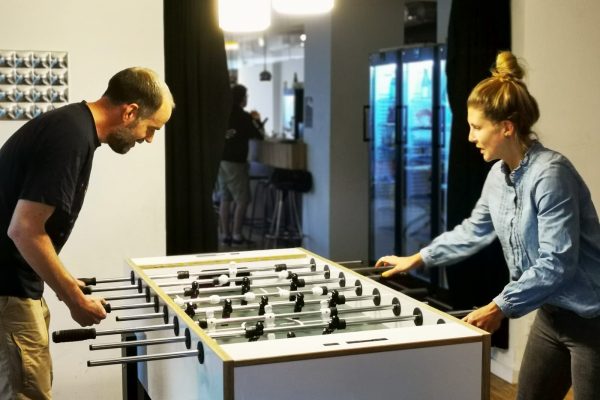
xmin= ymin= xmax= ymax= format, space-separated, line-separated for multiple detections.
xmin=7 ymin=199 xmax=106 ymax=326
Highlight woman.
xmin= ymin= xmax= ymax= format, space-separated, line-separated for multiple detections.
xmin=376 ymin=51 xmax=600 ymax=399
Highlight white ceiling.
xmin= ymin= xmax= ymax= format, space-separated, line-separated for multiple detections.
xmin=223 ymin=13 xmax=306 ymax=69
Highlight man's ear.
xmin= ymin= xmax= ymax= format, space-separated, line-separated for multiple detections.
xmin=122 ymin=103 xmax=139 ymax=123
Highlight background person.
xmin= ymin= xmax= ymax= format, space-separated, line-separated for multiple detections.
xmin=375 ymin=51 xmax=600 ymax=400
xmin=0 ymin=67 xmax=174 ymax=399
xmin=218 ymin=84 xmax=264 ymax=246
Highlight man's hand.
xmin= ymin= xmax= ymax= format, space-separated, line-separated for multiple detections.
xmin=462 ymin=301 xmax=505 ymax=333
xmin=374 ymin=253 xmax=424 ymax=278
xmin=66 ymin=295 xmax=107 ymax=327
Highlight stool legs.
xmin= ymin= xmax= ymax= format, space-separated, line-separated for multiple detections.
xmin=265 ymin=189 xmax=303 ymax=248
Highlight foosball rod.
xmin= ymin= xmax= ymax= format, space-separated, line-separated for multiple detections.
xmin=52 ymin=317 xmax=180 ymax=343
xmin=179 ymin=282 xmax=351 ymax=307
xmin=157 ymin=267 xmax=329 ymax=289
xmin=88 ymin=349 xmax=200 ymax=367
xmin=209 ymin=310 xmax=424 ymax=340
xmin=188 ymin=285 xmax=371 ymax=317
xmin=84 ymin=262 xmax=331 ymax=301
xmin=81 ymin=266 xmax=326 ymax=295
xmin=168 ymin=273 xmax=344 ymax=298
xmin=87 ymin=329 xmax=203 ymax=367
xmin=197 ymin=300 xmax=401 ymax=329
xmin=79 ymin=258 xmax=318 ymax=286
xmin=89 ymin=336 xmax=186 ymax=351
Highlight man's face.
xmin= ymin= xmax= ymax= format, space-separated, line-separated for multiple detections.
xmin=107 ymin=101 xmax=172 ymax=154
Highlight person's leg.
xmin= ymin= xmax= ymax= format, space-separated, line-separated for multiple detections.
xmin=232 ymin=200 xmax=249 ymax=239
xmin=217 ymin=163 xmax=234 ymax=244
xmin=219 ymin=199 xmax=232 ymax=242
xmin=560 ymin=310 xmax=600 ymax=400
xmin=228 ymin=162 xmax=251 ymax=243
xmin=0 ymin=296 xmax=52 ymax=400
xmin=517 ymin=308 xmax=572 ymax=400
xmin=0 ymin=297 xmax=16 ymax=399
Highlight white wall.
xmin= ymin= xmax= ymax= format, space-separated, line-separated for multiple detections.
xmin=304 ymin=0 xmax=404 ymax=259
xmin=0 ymin=1 xmax=165 ymax=398
xmin=490 ymin=0 xmax=600 ymax=383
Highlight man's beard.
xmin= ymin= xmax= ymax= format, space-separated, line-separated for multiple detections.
xmin=106 ymin=122 xmax=138 ymax=154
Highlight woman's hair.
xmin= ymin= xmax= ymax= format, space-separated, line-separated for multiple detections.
xmin=467 ymin=51 xmax=540 ymax=148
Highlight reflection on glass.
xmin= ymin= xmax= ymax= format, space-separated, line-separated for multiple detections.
xmin=402 ymin=59 xmax=433 ymax=263
xmin=370 ymin=62 xmax=397 ymax=259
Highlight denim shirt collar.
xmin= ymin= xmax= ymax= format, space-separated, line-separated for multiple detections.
xmin=501 ymin=141 xmax=542 ymax=186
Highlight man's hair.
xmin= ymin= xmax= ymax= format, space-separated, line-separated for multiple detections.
xmin=103 ymin=67 xmax=165 ymax=119
xmin=231 ymin=84 xmax=247 ymax=106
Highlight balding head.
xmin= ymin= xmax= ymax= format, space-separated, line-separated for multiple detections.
xmin=103 ymin=67 xmax=174 ymax=119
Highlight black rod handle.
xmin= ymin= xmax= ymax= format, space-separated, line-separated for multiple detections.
xmin=53 ymin=328 xmax=97 ymax=343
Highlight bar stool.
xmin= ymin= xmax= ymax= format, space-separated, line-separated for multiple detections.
xmin=264 ymin=168 xmax=312 ymax=248
xmin=246 ymin=175 xmax=271 ymax=243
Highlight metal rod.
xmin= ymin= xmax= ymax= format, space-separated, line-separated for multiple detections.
xmin=158 ymin=269 xmax=325 ymax=289
xmin=184 ymin=283 xmax=353 ymax=306
xmin=88 ymin=350 xmax=198 ymax=367
xmin=200 ymin=303 xmax=397 ymax=327
xmin=192 ymin=261 xmax=315 ymax=278
xmin=88 ymin=284 xmax=139 ymax=293
xmin=109 ymin=302 xmax=156 ymax=311
xmin=104 ymin=293 xmax=147 ymax=301
xmin=116 ymin=312 xmax=165 ymax=322
xmin=335 ymin=260 xmax=364 ymax=266
xmin=194 ymin=292 xmax=376 ymax=316
xmin=95 ymin=323 xmax=174 ymax=337
xmin=165 ymin=276 xmax=341 ymax=298
xmin=210 ymin=314 xmax=417 ymax=339
xmin=347 ymin=266 xmax=392 ymax=274
xmin=90 ymin=336 xmax=185 ymax=351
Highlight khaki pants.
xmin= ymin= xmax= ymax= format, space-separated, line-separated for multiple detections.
xmin=0 ymin=297 xmax=52 ymax=400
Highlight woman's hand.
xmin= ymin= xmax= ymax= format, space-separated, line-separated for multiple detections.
xmin=462 ymin=301 xmax=505 ymax=333
xmin=374 ymin=253 xmax=424 ymax=278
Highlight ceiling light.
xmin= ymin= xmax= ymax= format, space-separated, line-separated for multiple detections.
xmin=219 ymin=0 xmax=271 ymax=33
xmin=272 ymin=0 xmax=335 ymax=15
xmin=224 ymin=41 xmax=240 ymax=51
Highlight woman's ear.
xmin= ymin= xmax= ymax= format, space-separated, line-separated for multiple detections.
xmin=502 ymin=119 xmax=515 ymax=137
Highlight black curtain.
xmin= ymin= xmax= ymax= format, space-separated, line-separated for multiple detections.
xmin=164 ymin=0 xmax=231 ymax=255
xmin=445 ymin=0 xmax=511 ymax=348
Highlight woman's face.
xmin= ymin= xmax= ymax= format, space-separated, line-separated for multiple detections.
xmin=467 ymin=107 xmax=507 ymax=162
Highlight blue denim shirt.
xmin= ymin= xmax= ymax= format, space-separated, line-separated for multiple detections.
xmin=420 ymin=142 xmax=600 ymax=318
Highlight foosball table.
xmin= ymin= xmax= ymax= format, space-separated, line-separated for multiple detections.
xmin=53 ymin=248 xmax=490 ymax=400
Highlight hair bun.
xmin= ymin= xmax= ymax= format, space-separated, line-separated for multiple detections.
xmin=491 ymin=51 xmax=525 ymax=81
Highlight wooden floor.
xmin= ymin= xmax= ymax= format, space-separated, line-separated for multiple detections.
xmin=491 ymin=374 xmax=574 ymax=400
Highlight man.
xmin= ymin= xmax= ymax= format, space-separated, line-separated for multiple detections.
xmin=218 ymin=84 xmax=264 ymax=246
xmin=0 ymin=67 xmax=174 ymax=399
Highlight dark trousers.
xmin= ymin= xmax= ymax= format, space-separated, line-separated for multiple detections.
xmin=517 ymin=305 xmax=600 ymax=400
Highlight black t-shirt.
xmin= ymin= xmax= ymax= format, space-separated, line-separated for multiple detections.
xmin=0 ymin=102 xmax=99 ymax=298
xmin=221 ymin=105 xmax=263 ymax=163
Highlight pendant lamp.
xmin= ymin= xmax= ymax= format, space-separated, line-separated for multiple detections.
xmin=219 ymin=0 xmax=271 ymax=33
xmin=272 ymin=0 xmax=335 ymax=15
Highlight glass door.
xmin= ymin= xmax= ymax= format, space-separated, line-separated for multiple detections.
xmin=400 ymin=47 xmax=434 ymax=277
xmin=368 ymin=52 xmax=398 ymax=262
xmin=438 ymin=45 xmax=452 ymax=234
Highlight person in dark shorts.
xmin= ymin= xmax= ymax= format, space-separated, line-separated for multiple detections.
xmin=218 ymin=84 xmax=264 ymax=245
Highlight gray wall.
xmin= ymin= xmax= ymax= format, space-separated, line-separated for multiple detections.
xmin=303 ymin=0 xmax=405 ymax=260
